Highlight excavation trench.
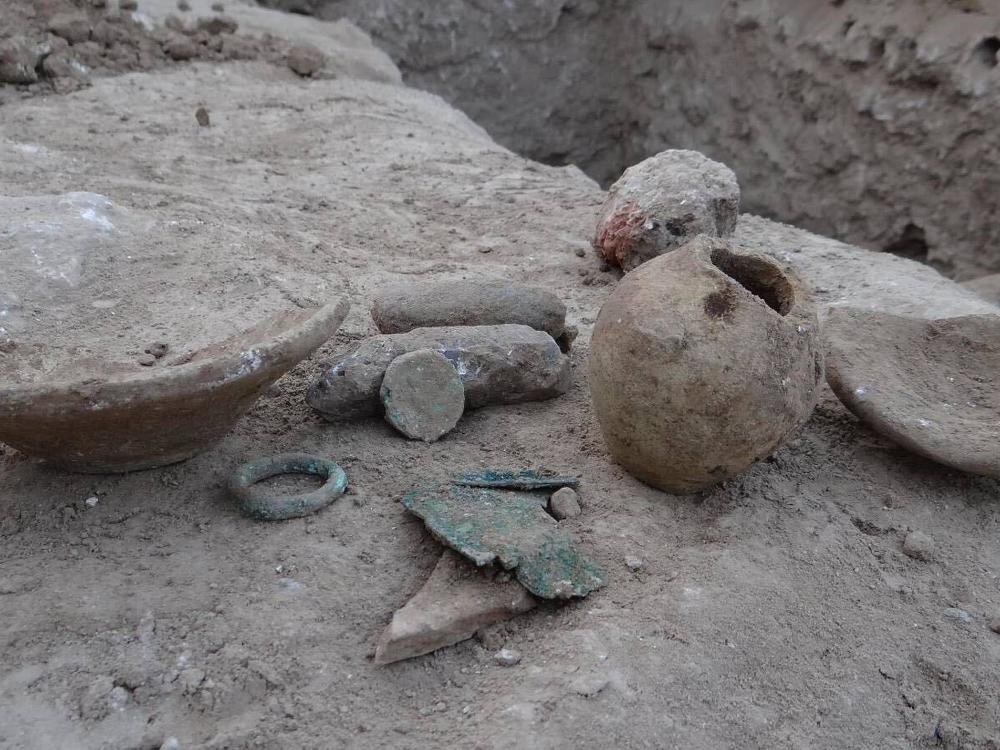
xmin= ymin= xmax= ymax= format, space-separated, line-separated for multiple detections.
xmin=264 ymin=0 xmax=1000 ymax=280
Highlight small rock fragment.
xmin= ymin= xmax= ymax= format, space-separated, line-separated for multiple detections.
xmin=177 ymin=0 xmax=190 ymax=10
xmin=380 ymin=349 xmax=465 ymax=442
xmin=308 ymin=324 xmax=570 ymax=421
xmin=197 ymin=15 xmax=238 ymax=35
xmin=108 ymin=685 xmax=130 ymax=711
xmin=120 ymin=0 xmax=138 ymax=10
xmin=41 ymin=52 xmax=89 ymax=83
xmin=165 ymin=36 xmax=198 ymax=61
xmin=625 ymin=555 xmax=645 ymax=571
xmin=374 ymin=550 xmax=537 ymax=665
xmin=194 ymin=106 xmax=210 ymax=127
xmin=85 ymin=495 xmax=100 ymax=508
xmin=137 ymin=353 xmax=157 ymax=366
xmin=0 ymin=37 xmax=43 ymax=84
xmin=594 ymin=149 xmax=740 ymax=272
xmin=371 ymin=280 xmax=569 ymax=344
xmin=989 ymin=615 xmax=1000 ymax=634
xmin=48 ymin=13 xmax=92 ymax=44
xmin=549 ymin=487 xmax=582 ymax=520
xmin=145 ymin=341 xmax=169 ymax=358
xmin=943 ymin=607 xmax=972 ymax=623
xmin=286 ymin=43 xmax=325 ymax=77
xmin=160 ymin=738 xmax=181 ymax=750
xmin=494 ymin=648 xmax=522 ymax=667
xmin=902 ymin=530 xmax=935 ymax=561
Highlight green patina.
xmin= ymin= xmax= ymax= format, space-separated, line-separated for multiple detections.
xmin=452 ymin=469 xmax=580 ymax=491
xmin=402 ymin=483 xmax=603 ymax=599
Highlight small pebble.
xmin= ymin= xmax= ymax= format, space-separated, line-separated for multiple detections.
xmin=574 ymin=247 xmax=586 ymax=258
xmin=176 ymin=0 xmax=190 ymax=10
xmin=625 ymin=555 xmax=645 ymax=571
xmin=943 ymin=607 xmax=972 ymax=624
xmin=549 ymin=487 xmax=582 ymax=520
xmin=137 ymin=353 xmax=157 ymax=366
xmin=902 ymin=530 xmax=934 ymax=561
xmin=120 ymin=0 xmax=138 ymax=10
xmin=493 ymin=648 xmax=522 ymax=667
xmin=286 ymin=43 xmax=325 ymax=77
xmin=109 ymin=685 xmax=129 ymax=710
xmin=145 ymin=341 xmax=169 ymax=358
xmin=434 ymin=701 xmax=447 ymax=713
xmin=195 ymin=106 xmax=210 ymax=127
xmin=85 ymin=496 xmax=100 ymax=508
xmin=989 ymin=616 xmax=1000 ymax=634
xmin=160 ymin=738 xmax=181 ymax=750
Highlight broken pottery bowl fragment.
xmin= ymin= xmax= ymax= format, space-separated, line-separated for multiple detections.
xmin=374 ymin=550 xmax=537 ymax=665
xmin=0 ymin=300 xmax=349 ymax=473
xmin=824 ymin=307 xmax=1000 ymax=478
xmin=403 ymin=484 xmax=604 ymax=600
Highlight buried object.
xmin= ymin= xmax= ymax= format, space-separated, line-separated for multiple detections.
xmin=824 ymin=307 xmax=1000 ymax=478
xmin=0 ymin=300 xmax=349 ymax=473
xmin=374 ymin=550 xmax=537 ymax=665
xmin=403 ymin=483 xmax=604 ymax=599
xmin=307 ymin=324 xmax=570 ymax=421
xmin=594 ymin=149 xmax=740 ymax=272
xmin=229 ymin=453 xmax=348 ymax=521
xmin=371 ymin=280 xmax=575 ymax=350
xmin=380 ymin=349 xmax=465 ymax=442
xmin=588 ymin=236 xmax=822 ymax=493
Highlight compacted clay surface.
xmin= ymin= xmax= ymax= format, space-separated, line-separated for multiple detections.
xmin=1 ymin=4 xmax=999 ymax=750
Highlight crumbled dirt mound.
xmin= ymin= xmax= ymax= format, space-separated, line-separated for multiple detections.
xmin=0 ymin=0 xmax=301 ymax=100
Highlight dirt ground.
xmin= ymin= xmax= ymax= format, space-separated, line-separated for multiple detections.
xmin=296 ymin=0 xmax=1000 ymax=279
xmin=1 ymin=3 xmax=999 ymax=749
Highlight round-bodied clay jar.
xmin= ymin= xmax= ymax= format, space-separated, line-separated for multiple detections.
xmin=588 ymin=236 xmax=823 ymax=493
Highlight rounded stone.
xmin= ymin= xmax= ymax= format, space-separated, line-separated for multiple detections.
xmin=549 ymin=487 xmax=581 ymax=519
xmin=588 ymin=235 xmax=822 ymax=494
xmin=594 ymin=149 xmax=740 ymax=272
xmin=287 ymin=43 xmax=325 ymax=77
xmin=902 ymin=530 xmax=934 ymax=561
xmin=380 ymin=349 xmax=465 ymax=442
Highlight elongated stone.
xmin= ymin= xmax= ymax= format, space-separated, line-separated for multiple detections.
xmin=307 ymin=324 xmax=570 ymax=421
xmin=371 ymin=280 xmax=568 ymax=342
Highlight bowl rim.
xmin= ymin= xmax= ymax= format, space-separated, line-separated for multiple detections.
xmin=0 ymin=298 xmax=349 ymax=414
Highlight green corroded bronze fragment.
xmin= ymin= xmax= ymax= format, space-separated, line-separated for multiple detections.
xmin=402 ymin=483 xmax=603 ymax=599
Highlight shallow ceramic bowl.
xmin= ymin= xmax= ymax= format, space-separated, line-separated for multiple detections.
xmin=0 ymin=300 xmax=348 ymax=473
xmin=824 ymin=306 xmax=1000 ymax=478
